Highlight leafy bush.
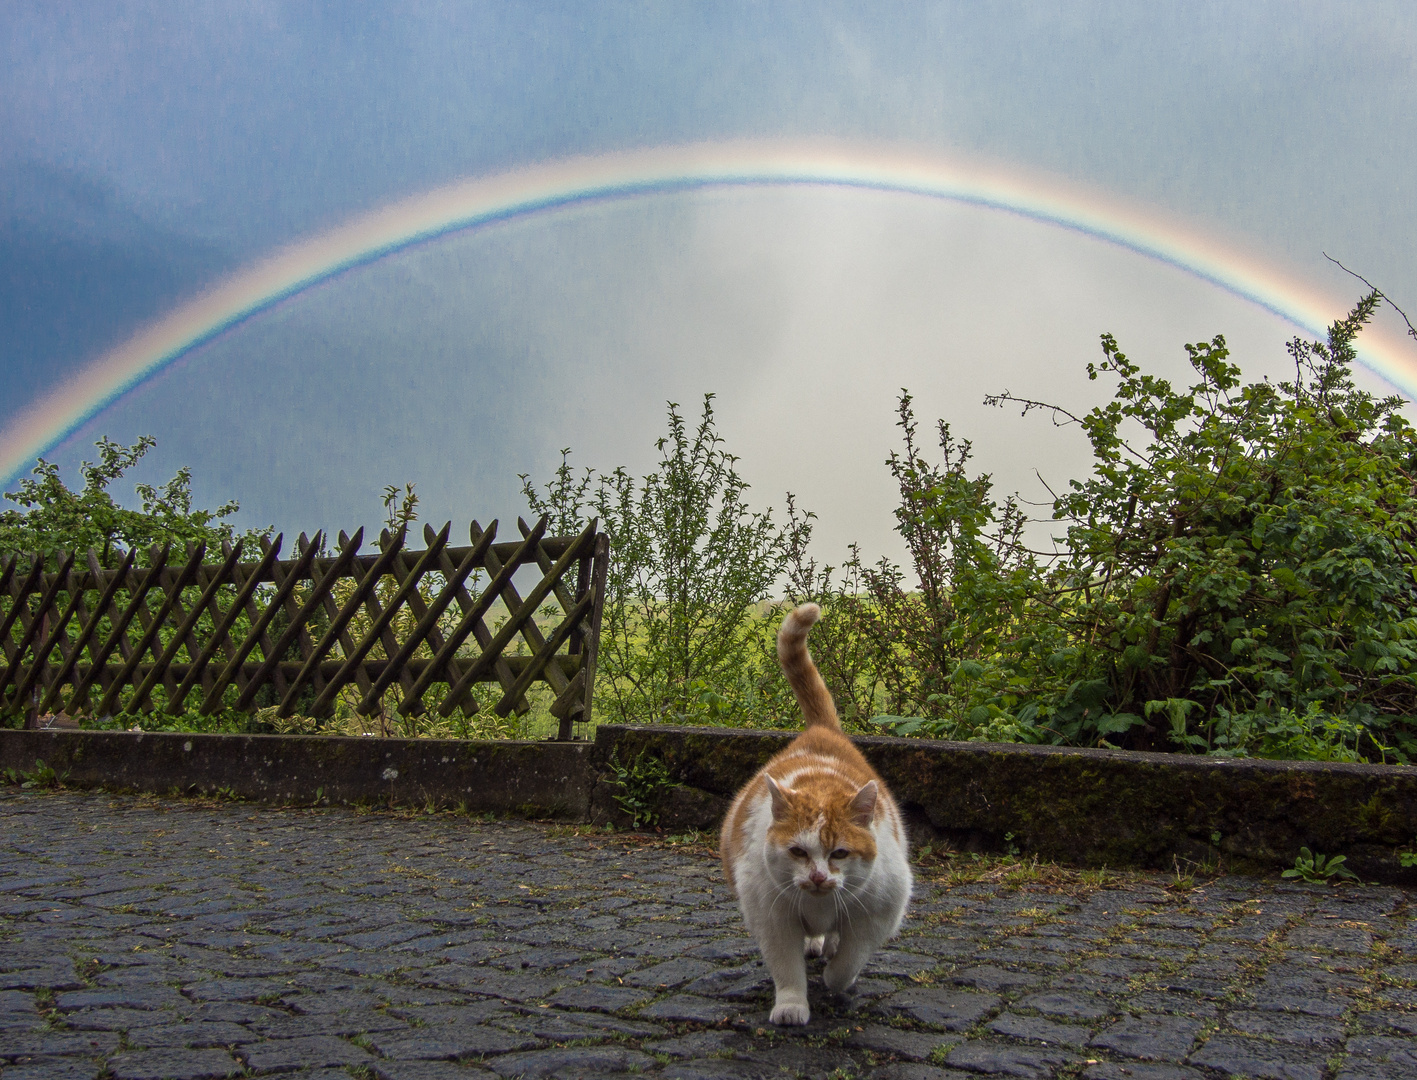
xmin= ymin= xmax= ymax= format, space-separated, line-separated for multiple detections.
xmin=524 ymin=394 xmax=810 ymax=727
xmin=0 ymin=435 xmax=265 ymax=566
xmin=870 ymin=293 xmax=1417 ymax=761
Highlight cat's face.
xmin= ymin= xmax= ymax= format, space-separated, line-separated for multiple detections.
xmin=765 ymin=776 xmax=879 ymax=894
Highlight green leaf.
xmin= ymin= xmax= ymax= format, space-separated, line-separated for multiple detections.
xmin=1094 ymin=712 xmax=1144 ymax=735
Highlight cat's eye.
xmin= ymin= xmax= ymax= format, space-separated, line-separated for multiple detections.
xmin=830 ymin=848 xmax=850 ymax=860
xmin=788 ymin=846 xmax=808 ymax=859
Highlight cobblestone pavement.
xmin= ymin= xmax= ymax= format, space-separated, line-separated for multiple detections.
xmin=2 ymin=790 xmax=1416 ymax=1080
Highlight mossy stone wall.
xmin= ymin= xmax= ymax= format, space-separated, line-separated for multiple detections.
xmin=600 ymin=724 xmax=1417 ymax=884
xmin=3 ymin=723 xmax=1415 ymax=883
xmin=0 ymin=728 xmax=593 ymax=818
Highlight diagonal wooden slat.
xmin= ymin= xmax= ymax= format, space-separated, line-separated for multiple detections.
xmin=0 ymin=555 xmax=18 ymax=663
xmin=95 ymin=543 xmax=208 ymax=717
xmin=69 ymin=546 xmax=174 ymax=712
xmin=49 ymin=565 xmax=97 ymax=711
xmin=0 ymin=556 xmax=48 ymax=667
xmin=439 ymin=519 xmax=597 ymax=717
xmin=402 ymin=518 xmax=543 ymax=714
xmin=346 ymin=528 xmax=456 ymax=716
xmin=257 ymin=532 xmax=324 ymax=700
xmin=567 ymin=537 xmax=595 ymax=660
xmin=322 ymin=521 xmax=456 ymax=714
xmin=262 ymin=533 xmax=331 ymax=700
xmin=173 ymin=555 xmax=234 ymax=697
xmin=39 ymin=547 xmax=138 ymax=715
xmin=298 ymin=530 xmax=406 ymax=719
xmin=410 ymin=520 xmax=503 ymax=715
xmin=8 ymin=551 xmax=85 ymax=710
xmin=200 ymin=533 xmax=322 ymax=713
xmin=494 ymin=586 xmax=595 ymax=716
xmin=374 ymin=525 xmax=484 ymax=718
xmin=369 ymin=522 xmax=492 ymax=717
xmin=169 ymin=536 xmax=283 ymax=711
xmin=347 ymin=533 xmax=421 ymax=723
xmin=0 ymin=551 xmax=76 ymax=709
xmin=121 ymin=548 xmax=173 ymax=673
xmin=131 ymin=540 xmax=245 ymax=713
xmin=225 ymin=536 xmax=291 ymax=697
xmin=476 ymin=519 xmax=578 ymax=703
xmin=517 ymin=516 xmax=578 ymax=614
xmin=237 ymin=529 xmax=363 ymax=711
xmin=273 ymin=526 xmax=362 ymax=715
xmin=446 ymin=517 xmax=556 ymax=708
xmin=408 ymin=519 xmax=521 ymax=715
xmin=34 ymin=550 xmax=96 ymax=714
xmin=306 ymin=527 xmax=409 ymax=718
xmin=153 ymin=543 xmax=210 ymax=705
xmin=549 ymin=667 xmax=586 ymax=719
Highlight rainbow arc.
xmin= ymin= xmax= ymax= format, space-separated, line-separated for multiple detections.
xmin=3 ymin=141 xmax=1411 ymax=484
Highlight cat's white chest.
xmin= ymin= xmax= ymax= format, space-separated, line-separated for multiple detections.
xmin=798 ymin=894 xmax=839 ymax=936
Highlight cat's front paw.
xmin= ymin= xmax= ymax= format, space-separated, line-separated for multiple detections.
xmin=804 ymin=935 xmax=826 ymax=958
xmin=770 ymin=999 xmax=811 ymax=1026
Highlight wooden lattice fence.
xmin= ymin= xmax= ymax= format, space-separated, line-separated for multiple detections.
xmin=0 ymin=516 xmax=608 ymax=740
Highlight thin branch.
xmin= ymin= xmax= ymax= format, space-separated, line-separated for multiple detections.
xmin=984 ymin=391 xmax=1084 ymax=427
xmin=1033 ymin=469 xmax=1061 ymax=503
xmin=1323 ymin=253 xmax=1417 ymax=341
xmin=987 ymin=391 xmax=1151 ymax=465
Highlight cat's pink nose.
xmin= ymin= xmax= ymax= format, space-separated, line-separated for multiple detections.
xmin=809 ymin=869 xmax=828 ymax=885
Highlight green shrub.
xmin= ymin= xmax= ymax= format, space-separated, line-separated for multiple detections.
xmin=872 ymin=292 xmax=1417 ymax=761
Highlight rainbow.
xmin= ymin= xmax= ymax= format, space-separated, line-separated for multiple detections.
xmin=3 ymin=140 xmax=1412 ymax=485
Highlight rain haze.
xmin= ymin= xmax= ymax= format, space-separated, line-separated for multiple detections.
xmin=4 ymin=2 xmax=1416 ymax=570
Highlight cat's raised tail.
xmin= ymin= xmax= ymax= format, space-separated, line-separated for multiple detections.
xmin=776 ymin=603 xmax=839 ymax=730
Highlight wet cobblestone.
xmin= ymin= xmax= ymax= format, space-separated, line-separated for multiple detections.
xmin=2 ymin=788 xmax=1415 ymax=1080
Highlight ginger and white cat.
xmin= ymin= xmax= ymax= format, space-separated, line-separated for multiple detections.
xmin=720 ymin=603 xmax=912 ymax=1026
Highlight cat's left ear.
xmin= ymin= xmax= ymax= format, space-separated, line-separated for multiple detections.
xmin=765 ymin=774 xmax=793 ymax=821
xmin=849 ymin=781 xmax=878 ymax=827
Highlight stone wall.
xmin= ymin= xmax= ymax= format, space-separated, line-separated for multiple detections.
xmin=4 ymin=722 xmax=1415 ymax=884
xmin=0 ymin=727 xmax=593 ymax=818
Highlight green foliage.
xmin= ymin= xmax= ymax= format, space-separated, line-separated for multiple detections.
xmin=1040 ymin=293 xmax=1417 ymax=756
xmin=870 ymin=293 xmax=1417 ymax=761
xmin=821 ymin=393 xmax=1063 ymax=736
xmin=2 ymin=759 xmax=66 ymax=789
xmin=1282 ymin=846 xmax=1359 ymax=883
xmin=607 ymin=746 xmax=674 ymax=827
xmin=381 ymin=482 xmax=420 ymax=531
xmin=0 ymin=436 xmax=265 ymax=566
xmin=524 ymin=394 xmax=810 ymax=726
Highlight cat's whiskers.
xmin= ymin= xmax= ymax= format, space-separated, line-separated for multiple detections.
xmin=765 ymin=874 xmax=803 ymax=922
xmin=831 ymin=888 xmax=853 ymax=936
xmin=837 ymin=879 xmax=870 ymax=918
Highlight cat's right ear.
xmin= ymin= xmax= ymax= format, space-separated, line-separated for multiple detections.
xmin=765 ymin=775 xmax=793 ymax=821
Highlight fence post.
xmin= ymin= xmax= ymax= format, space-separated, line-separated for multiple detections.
xmin=572 ymin=531 xmax=610 ymax=736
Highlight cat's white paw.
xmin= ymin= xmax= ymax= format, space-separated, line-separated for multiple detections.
xmin=804 ymin=935 xmax=826 ymax=958
xmin=770 ymin=999 xmax=811 ymax=1026
xmin=822 ymin=932 xmax=840 ymax=960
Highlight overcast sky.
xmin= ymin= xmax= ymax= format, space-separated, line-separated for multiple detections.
xmin=4 ymin=2 xmax=1415 ymax=566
